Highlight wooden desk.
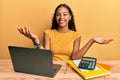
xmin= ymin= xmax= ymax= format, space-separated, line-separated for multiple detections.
xmin=0 ymin=60 xmax=120 ymax=80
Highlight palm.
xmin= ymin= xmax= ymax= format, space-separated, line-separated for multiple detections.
xmin=17 ymin=27 xmax=38 ymax=41
xmin=93 ymin=37 xmax=113 ymax=44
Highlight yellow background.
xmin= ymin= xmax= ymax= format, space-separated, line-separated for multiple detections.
xmin=0 ymin=0 xmax=120 ymax=60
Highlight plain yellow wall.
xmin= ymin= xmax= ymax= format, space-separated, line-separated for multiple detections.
xmin=0 ymin=0 xmax=120 ymax=60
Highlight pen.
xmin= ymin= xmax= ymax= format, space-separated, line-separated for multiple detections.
xmin=64 ymin=64 xmax=68 ymax=74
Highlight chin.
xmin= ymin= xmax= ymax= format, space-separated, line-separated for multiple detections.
xmin=59 ymin=24 xmax=66 ymax=27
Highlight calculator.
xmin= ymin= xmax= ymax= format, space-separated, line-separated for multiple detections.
xmin=78 ymin=57 xmax=97 ymax=70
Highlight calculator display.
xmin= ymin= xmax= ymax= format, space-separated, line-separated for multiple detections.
xmin=78 ymin=57 xmax=97 ymax=70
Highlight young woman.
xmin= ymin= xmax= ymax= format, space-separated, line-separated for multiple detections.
xmin=18 ymin=4 xmax=112 ymax=60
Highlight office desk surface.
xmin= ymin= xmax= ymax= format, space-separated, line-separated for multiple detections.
xmin=0 ymin=60 xmax=120 ymax=80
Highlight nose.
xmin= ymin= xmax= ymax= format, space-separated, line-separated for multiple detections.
xmin=60 ymin=15 xmax=64 ymax=19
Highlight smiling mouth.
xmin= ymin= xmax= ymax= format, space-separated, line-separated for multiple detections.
xmin=59 ymin=20 xmax=65 ymax=24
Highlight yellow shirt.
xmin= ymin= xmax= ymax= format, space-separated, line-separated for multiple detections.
xmin=44 ymin=29 xmax=80 ymax=60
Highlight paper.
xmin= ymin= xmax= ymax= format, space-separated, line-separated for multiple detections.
xmin=68 ymin=60 xmax=111 ymax=79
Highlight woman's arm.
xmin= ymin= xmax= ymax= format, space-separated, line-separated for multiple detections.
xmin=71 ymin=37 xmax=113 ymax=60
xmin=43 ymin=32 xmax=51 ymax=50
xmin=17 ymin=27 xmax=44 ymax=49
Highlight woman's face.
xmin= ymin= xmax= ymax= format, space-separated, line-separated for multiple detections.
xmin=55 ymin=6 xmax=71 ymax=28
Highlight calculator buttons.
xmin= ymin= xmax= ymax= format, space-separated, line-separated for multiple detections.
xmin=78 ymin=57 xmax=97 ymax=70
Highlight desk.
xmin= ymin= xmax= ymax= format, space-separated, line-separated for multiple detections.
xmin=0 ymin=60 xmax=120 ymax=80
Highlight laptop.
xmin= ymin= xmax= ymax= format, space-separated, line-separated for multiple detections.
xmin=8 ymin=46 xmax=62 ymax=78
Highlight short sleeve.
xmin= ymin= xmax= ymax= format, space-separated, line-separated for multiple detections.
xmin=74 ymin=32 xmax=81 ymax=39
xmin=44 ymin=29 xmax=51 ymax=38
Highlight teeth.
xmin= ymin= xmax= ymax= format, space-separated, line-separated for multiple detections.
xmin=59 ymin=20 xmax=64 ymax=23
xmin=60 ymin=21 xmax=64 ymax=22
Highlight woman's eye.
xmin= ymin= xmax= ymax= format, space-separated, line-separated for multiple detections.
xmin=56 ymin=14 xmax=60 ymax=16
xmin=56 ymin=13 xmax=68 ymax=17
xmin=63 ymin=14 xmax=67 ymax=16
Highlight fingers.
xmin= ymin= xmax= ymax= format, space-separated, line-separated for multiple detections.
xmin=99 ymin=38 xmax=113 ymax=44
xmin=93 ymin=37 xmax=113 ymax=44
xmin=17 ymin=26 xmax=31 ymax=38
xmin=24 ymin=27 xmax=31 ymax=38
xmin=27 ymin=27 xmax=33 ymax=38
xmin=17 ymin=27 xmax=25 ymax=34
xmin=103 ymin=38 xmax=113 ymax=44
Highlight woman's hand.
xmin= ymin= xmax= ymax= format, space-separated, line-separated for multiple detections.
xmin=92 ymin=37 xmax=113 ymax=44
xmin=17 ymin=27 xmax=40 ymax=44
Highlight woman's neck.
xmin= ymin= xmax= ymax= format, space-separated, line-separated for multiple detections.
xmin=57 ymin=27 xmax=70 ymax=33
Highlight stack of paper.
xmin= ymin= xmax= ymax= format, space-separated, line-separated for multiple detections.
xmin=68 ymin=60 xmax=112 ymax=80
